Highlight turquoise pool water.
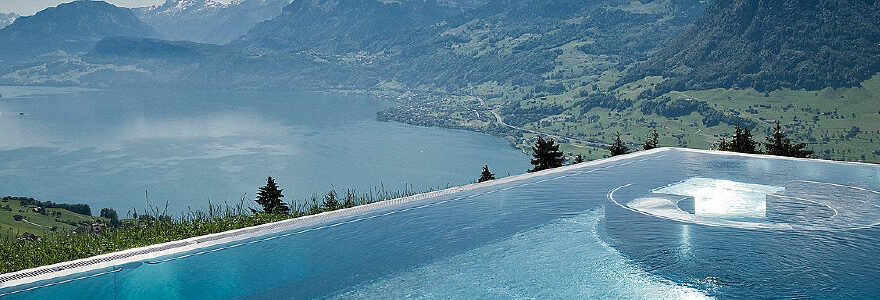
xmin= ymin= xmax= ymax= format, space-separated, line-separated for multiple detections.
xmin=2 ymin=149 xmax=879 ymax=299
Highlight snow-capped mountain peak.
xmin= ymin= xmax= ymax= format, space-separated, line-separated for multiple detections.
xmin=0 ymin=12 xmax=18 ymax=29
xmin=147 ymin=0 xmax=232 ymax=16
xmin=136 ymin=0 xmax=291 ymax=44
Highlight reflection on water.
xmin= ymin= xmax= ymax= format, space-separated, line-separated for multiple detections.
xmin=615 ymin=177 xmax=880 ymax=231
xmin=0 ymin=87 xmax=529 ymax=213
xmin=604 ymin=153 xmax=880 ymax=299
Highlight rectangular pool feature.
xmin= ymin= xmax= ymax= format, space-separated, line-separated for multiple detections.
xmin=1 ymin=148 xmax=879 ymax=299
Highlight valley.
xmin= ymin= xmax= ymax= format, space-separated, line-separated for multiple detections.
xmin=0 ymin=0 xmax=877 ymax=163
xmin=377 ymin=73 xmax=880 ymax=162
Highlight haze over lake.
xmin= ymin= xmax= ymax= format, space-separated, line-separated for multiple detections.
xmin=0 ymin=87 xmax=529 ymax=214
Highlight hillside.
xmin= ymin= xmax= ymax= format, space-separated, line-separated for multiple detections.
xmin=236 ymin=0 xmax=707 ymax=89
xmin=627 ymin=0 xmax=880 ymax=92
xmin=370 ymin=0 xmax=880 ymax=163
xmin=136 ymin=0 xmax=290 ymax=44
xmin=0 ymin=197 xmax=103 ymax=238
xmin=0 ymin=1 xmax=155 ymax=58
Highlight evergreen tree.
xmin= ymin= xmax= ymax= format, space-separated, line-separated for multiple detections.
xmin=608 ymin=132 xmax=630 ymax=157
xmin=100 ymin=208 xmax=120 ymax=227
xmin=530 ymin=137 xmax=565 ymax=172
xmin=572 ymin=154 xmax=585 ymax=164
xmin=718 ymin=125 xmax=760 ymax=154
xmin=716 ymin=138 xmax=732 ymax=151
xmin=256 ymin=177 xmax=289 ymax=214
xmin=322 ymin=191 xmax=340 ymax=211
xmin=478 ymin=165 xmax=496 ymax=182
xmin=643 ymin=129 xmax=660 ymax=150
xmin=764 ymin=121 xmax=813 ymax=158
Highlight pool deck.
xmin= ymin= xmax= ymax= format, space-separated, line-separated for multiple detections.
xmin=0 ymin=147 xmax=874 ymax=293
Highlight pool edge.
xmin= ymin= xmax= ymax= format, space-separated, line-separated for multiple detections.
xmin=2 ymin=147 xmax=875 ymax=291
xmin=0 ymin=148 xmax=674 ymax=291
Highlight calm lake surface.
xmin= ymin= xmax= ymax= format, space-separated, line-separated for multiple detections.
xmin=0 ymin=87 xmax=529 ymax=214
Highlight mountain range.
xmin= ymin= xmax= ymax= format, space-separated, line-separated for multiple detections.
xmin=235 ymin=0 xmax=709 ymax=89
xmin=235 ymin=0 xmax=461 ymax=52
xmin=0 ymin=1 xmax=154 ymax=58
xmin=4 ymin=0 xmax=878 ymax=93
xmin=136 ymin=0 xmax=291 ymax=44
xmin=1 ymin=0 xmax=878 ymax=161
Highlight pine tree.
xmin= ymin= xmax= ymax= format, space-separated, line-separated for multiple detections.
xmin=733 ymin=125 xmax=760 ymax=154
xmin=643 ymin=129 xmax=660 ymax=150
xmin=322 ymin=191 xmax=340 ymax=211
xmin=529 ymin=137 xmax=564 ymax=172
xmin=256 ymin=177 xmax=289 ymax=214
xmin=608 ymin=132 xmax=630 ymax=157
xmin=716 ymin=137 xmax=732 ymax=151
xmin=718 ymin=125 xmax=760 ymax=154
xmin=100 ymin=208 xmax=120 ymax=227
xmin=478 ymin=165 xmax=496 ymax=182
xmin=572 ymin=154 xmax=585 ymax=164
xmin=765 ymin=121 xmax=813 ymax=158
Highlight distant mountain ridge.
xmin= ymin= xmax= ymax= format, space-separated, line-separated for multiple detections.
xmin=235 ymin=0 xmax=707 ymax=89
xmin=235 ymin=0 xmax=460 ymax=52
xmin=136 ymin=0 xmax=291 ymax=44
xmin=0 ymin=1 xmax=154 ymax=58
xmin=628 ymin=0 xmax=880 ymax=92
xmin=7 ymin=0 xmax=877 ymax=95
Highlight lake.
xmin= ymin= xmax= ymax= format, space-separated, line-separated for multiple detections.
xmin=0 ymin=87 xmax=529 ymax=215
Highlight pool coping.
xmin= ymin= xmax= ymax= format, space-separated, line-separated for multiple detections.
xmin=0 ymin=147 xmax=875 ymax=291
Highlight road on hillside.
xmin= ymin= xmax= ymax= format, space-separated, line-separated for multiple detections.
xmin=477 ymin=97 xmax=610 ymax=149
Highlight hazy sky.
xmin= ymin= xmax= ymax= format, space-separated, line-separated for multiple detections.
xmin=0 ymin=0 xmax=232 ymax=16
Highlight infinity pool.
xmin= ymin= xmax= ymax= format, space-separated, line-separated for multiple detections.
xmin=1 ymin=148 xmax=879 ymax=299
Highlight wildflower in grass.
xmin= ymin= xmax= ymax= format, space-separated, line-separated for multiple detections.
xmin=0 ymin=187 xmax=424 ymax=274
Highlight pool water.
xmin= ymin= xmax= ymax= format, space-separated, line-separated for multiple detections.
xmin=2 ymin=149 xmax=879 ymax=299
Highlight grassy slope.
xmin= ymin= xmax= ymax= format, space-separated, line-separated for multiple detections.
xmin=0 ymin=189 xmax=418 ymax=274
xmin=518 ymin=73 xmax=880 ymax=162
xmin=676 ymin=75 xmax=880 ymax=161
xmin=0 ymin=198 xmax=103 ymax=238
xmin=422 ymin=59 xmax=879 ymax=163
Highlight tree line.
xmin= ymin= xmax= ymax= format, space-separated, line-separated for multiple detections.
xmin=3 ymin=196 xmax=92 ymax=216
xmin=716 ymin=121 xmax=813 ymax=158
xmin=477 ymin=122 xmax=813 ymax=182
